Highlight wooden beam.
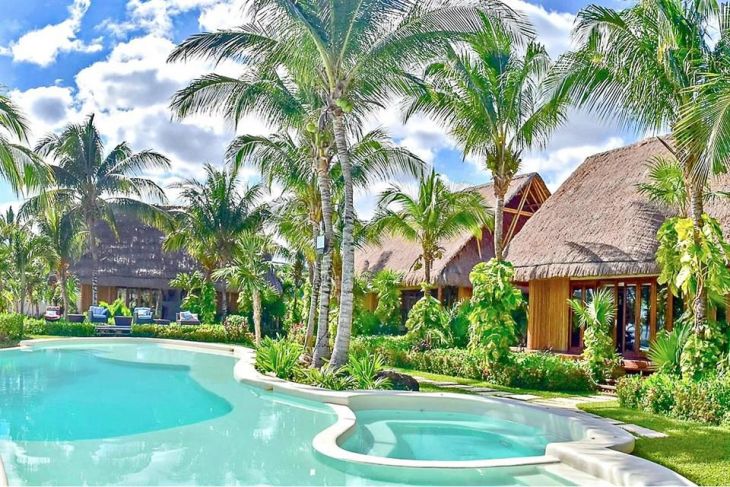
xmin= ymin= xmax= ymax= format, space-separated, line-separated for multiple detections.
xmin=503 ymin=179 xmax=532 ymax=247
xmin=503 ymin=207 xmax=534 ymax=217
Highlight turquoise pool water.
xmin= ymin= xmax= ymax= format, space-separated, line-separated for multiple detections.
xmin=341 ymin=409 xmax=556 ymax=461
xmin=0 ymin=342 xmax=601 ymax=485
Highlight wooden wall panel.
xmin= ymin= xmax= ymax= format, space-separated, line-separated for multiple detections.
xmin=458 ymin=287 xmax=473 ymax=301
xmin=527 ymin=278 xmax=570 ymax=352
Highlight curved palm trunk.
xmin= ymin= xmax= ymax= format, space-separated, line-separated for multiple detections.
xmin=689 ymin=184 xmax=708 ymax=333
xmin=312 ymin=155 xmax=334 ymax=368
xmin=59 ymin=265 xmax=69 ymax=319
xmin=252 ymin=288 xmax=262 ymax=345
xmin=331 ymin=114 xmax=356 ymax=370
xmin=493 ymin=185 xmax=506 ymax=262
xmin=304 ymin=253 xmax=321 ymax=350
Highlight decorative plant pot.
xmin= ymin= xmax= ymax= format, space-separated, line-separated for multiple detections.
xmin=114 ymin=316 xmax=133 ymax=327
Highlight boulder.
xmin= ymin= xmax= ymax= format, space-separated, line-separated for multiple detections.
xmin=376 ymin=370 xmax=419 ymax=391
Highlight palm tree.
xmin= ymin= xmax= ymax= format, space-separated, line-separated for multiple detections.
xmin=555 ymin=0 xmax=726 ymax=332
xmin=36 ymin=202 xmax=87 ymax=318
xmin=3 ymin=222 xmax=51 ymax=315
xmin=0 ymin=94 xmax=49 ymax=192
xmin=27 ymin=114 xmax=170 ymax=306
xmin=168 ymin=0 xmax=518 ymax=369
xmin=403 ymin=17 xmax=564 ymax=261
xmin=371 ymin=170 xmax=491 ymax=293
xmin=164 ymin=164 xmax=267 ymax=320
xmin=213 ymin=231 xmax=279 ymax=344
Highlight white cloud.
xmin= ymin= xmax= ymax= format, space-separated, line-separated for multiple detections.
xmin=506 ymin=0 xmax=576 ymax=57
xmin=9 ymin=86 xmax=78 ymax=140
xmin=107 ymin=0 xmax=223 ymax=38
xmin=2 ymin=0 xmax=102 ymax=67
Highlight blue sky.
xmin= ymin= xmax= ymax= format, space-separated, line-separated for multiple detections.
xmin=0 ymin=0 xmax=633 ymax=216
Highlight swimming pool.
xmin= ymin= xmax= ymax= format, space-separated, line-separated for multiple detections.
xmin=0 ymin=339 xmax=688 ymax=486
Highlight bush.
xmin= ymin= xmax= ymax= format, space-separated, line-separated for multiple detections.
xmin=350 ymin=335 xmax=413 ymax=367
xmin=404 ymin=348 xmax=487 ymax=379
xmin=131 ymin=324 xmax=253 ymax=345
xmin=0 ymin=313 xmax=23 ymax=341
xmin=23 ymin=318 xmax=95 ymax=337
xmin=345 ymin=352 xmax=391 ymax=390
xmin=353 ymin=310 xmax=382 ymax=337
xmin=371 ymin=269 xmax=403 ymax=332
xmin=404 ymin=284 xmax=451 ymax=348
xmin=255 ymin=337 xmax=302 ymax=380
xmin=223 ymin=315 xmax=254 ymax=343
xmin=447 ymin=301 xmax=471 ymax=348
xmin=617 ymin=373 xmax=730 ymax=424
xmin=507 ymin=352 xmax=594 ymax=392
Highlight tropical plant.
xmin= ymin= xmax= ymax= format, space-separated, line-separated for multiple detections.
xmin=404 ymin=16 xmax=564 ymax=261
xmin=370 ymin=269 xmax=403 ymax=332
xmin=254 ymin=337 xmax=303 ymax=380
xmin=557 ymin=0 xmax=730 ymax=335
xmin=2 ymin=221 xmax=52 ymax=315
xmin=371 ymin=170 xmax=490 ymax=292
xmin=164 ymin=164 xmax=266 ymax=320
xmin=468 ymin=259 xmax=522 ymax=367
xmin=28 ymin=114 xmax=169 ymax=306
xmin=0 ymin=94 xmax=49 ymax=192
xmin=404 ymin=283 xmax=451 ymax=349
xmin=170 ymin=271 xmax=217 ymax=324
xmin=569 ymin=287 xmax=620 ymax=383
xmin=213 ymin=231 xmax=279 ymax=345
xmin=648 ymin=320 xmax=692 ymax=376
xmin=302 ymin=364 xmax=354 ymax=391
xmin=345 ymin=352 xmax=391 ymax=390
xmin=169 ymin=0 xmax=518 ymax=369
xmin=99 ymin=298 xmax=131 ymax=318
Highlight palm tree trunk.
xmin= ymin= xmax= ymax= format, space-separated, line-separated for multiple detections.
xmin=253 ymin=288 xmax=262 ymax=345
xmin=87 ymin=216 xmax=99 ymax=306
xmin=312 ymin=155 xmax=334 ymax=368
xmin=423 ymin=255 xmax=432 ymax=296
xmin=689 ymin=184 xmax=707 ymax=333
xmin=19 ymin=272 xmax=26 ymax=315
xmin=331 ymin=113 xmax=355 ymax=370
xmin=305 ymin=253 xmax=321 ymax=350
xmin=60 ymin=265 xmax=69 ymax=319
xmin=493 ymin=185 xmax=506 ymax=261
xmin=220 ymin=281 xmax=228 ymax=322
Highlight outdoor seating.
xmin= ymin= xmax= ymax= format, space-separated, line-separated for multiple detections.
xmin=133 ymin=307 xmax=154 ymax=324
xmin=176 ymin=311 xmax=200 ymax=326
xmin=44 ymin=306 xmax=62 ymax=322
xmin=88 ymin=306 xmax=110 ymax=324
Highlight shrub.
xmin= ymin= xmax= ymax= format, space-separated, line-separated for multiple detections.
xmin=447 ymin=301 xmax=471 ymax=348
xmin=404 ymin=347 xmax=486 ymax=379
xmin=648 ymin=320 xmax=692 ymax=375
xmin=255 ymin=337 xmax=302 ymax=380
xmin=371 ymin=269 xmax=403 ymax=332
xmin=350 ymin=335 xmax=413 ymax=366
xmin=99 ymin=298 xmax=131 ymax=317
xmin=345 ymin=352 xmax=391 ymax=390
xmin=680 ymin=319 xmax=725 ymax=379
xmin=302 ymin=366 xmax=353 ymax=390
xmin=131 ymin=324 xmax=252 ymax=345
xmin=353 ymin=310 xmax=382 ymax=337
xmin=0 ymin=313 xmax=24 ymax=340
xmin=224 ymin=315 xmax=254 ymax=343
xmin=569 ymin=288 xmax=620 ymax=383
xmin=508 ymin=352 xmax=594 ymax=392
xmin=404 ymin=284 xmax=450 ymax=348
xmin=616 ymin=375 xmax=644 ymax=410
xmin=468 ymin=260 xmax=521 ymax=367
xmin=24 ymin=318 xmax=95 ymax=337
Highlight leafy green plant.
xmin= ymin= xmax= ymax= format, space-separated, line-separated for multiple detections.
xmin=447 ymin=301 xmax=472 ymax=348
xmin=223 ymin=315 xmax=254 ymax=344
xmin=404 ymin=284 xmax=451 ymax=348
xmin=302 ymin=366 xmax=354 ymax=391
xmin=508 ymin=353 xmax=594 ymax=392
xmin=468 ymin=259 xmax=521 ymax=367
xmin=24 ymin=318 xmax=95 ymax=337
xmin=345 ymin=352 xmax=391 ymax=390
xmin=569 ymin=287 xmax=620 ymax=383
xmin=99 ymin=298 xmax=131 ymax=318
xmin=0 ymin=313 xmax=23 ymax=340
xmin=681 ymin=319 xmax=726 ymax=380
xmin=353 ymin=310 xmax=381 ymax=337
xmin=371 ymin=269 xmax=403 ymax=332
xmin=171 ymin=271 xmax=217 ymax=324
xmin=255 ymin=337 xmax=302 ymax=380
xmin=648 ymin=321 xmax=692 ymax=375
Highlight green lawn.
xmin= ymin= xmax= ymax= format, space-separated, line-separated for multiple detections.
xmin=395 ymin=367 xmax=595 ymax=399
xmin=579 ymin=401 xmax=730 ymax=486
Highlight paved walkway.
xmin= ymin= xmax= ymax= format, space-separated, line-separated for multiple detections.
xmin=412 ymin=375 xmax=667 ymax=439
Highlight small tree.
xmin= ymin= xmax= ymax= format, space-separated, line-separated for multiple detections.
xmin=404 ymin=283 xmax=450 ymax=349
xmin=568 ymin=288 xmax=620 ymax=383
xmin=371 ymin=270 xmax=403 ymax=333
xmin=468 ymin=259 xmax=521 ymax=367
xmin=170 ymin=271 xmax=216 ymax=324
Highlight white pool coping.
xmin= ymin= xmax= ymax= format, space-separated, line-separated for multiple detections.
xmin=3 ymin=337 xmax=696 ymax=487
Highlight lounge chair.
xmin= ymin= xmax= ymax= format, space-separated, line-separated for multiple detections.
xmin=176 ymin=311 xmax=201 ymax=326
xmin=44 ymin=306 xmax=61 ymax=322
xmin=133 ymin=307 xmax=154 ymax=325
xmin=88 ymin=306 xmax=110 ymax=324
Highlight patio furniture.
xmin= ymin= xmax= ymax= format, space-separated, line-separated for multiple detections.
xmin=67 ymin=313 xmax=85 ymax=323
xmin=94 ymin=320 xmax=132 ymax=336
xmin=133 ymin=307 xmax=154 ymax=325
xmin=176 ymin=311 xmax=201 ymax=326
xmin=114 ymin=315 xmax=133 ymax=327
xmin=153 ymin=319 xmax=170 ymax=326
xmin=88 ymin=306 xmax=110 ymax=324
xmin=44 ymin=306 xmax=62 ymax=322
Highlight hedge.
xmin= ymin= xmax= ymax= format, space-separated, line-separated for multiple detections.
xmin=23 ymin=318 xmax=95 ymax=337
xmin=0 ymin=314 xmax=24 ymax=341
xmin=131 ymin=324 xmax=253 ymax=346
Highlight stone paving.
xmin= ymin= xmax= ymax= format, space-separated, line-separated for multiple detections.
xmin=413 ymin=375 xmax=668 ymax=439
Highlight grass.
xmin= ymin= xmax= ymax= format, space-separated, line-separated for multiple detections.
xmin=579 ymin=400 xmax=730 ymax=486
xmin=394 ymin=366 xmax=595 ymax=399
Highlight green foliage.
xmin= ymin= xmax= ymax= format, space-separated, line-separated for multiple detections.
xmin=171 ymin=271 xmax=217 ymax=324
xmin=350 ymin=335 xmax=413 ymax=366
xmin=223 ymin=315 xmax=254 ymax=344
xmin=23 ymin=318 xmax=95 ymax=337
xmin=371 ymin=269 xmax=403 ymax=332
xmin=617 ymin=373 xmax=730 ymax=424
xmin=255 ymin=337 xmax=302 ymax=380
xmin=0 ymin=313 xmax=23 ymax=340
xmin=353 ymin=310 xmax=382 ymax=337
xmin=648 ymin=321 xmax=692 ymax=375
xmin=447 ymin=301 xmax=472 ymax=348
xmin=99 ymin=298 xmax=131 ymax=317
xmin=468 ymin=260 xmax=521 ymax=366
xmin=681 ymin=319 xmax=726 ymax=379
xmin=131 ymin=324 xmax=252 ymax=345
xmin=569 ymin=288 xmax=620 ymax=383
xmin=507 ymin=353 xmax=594 ymax=392
xmin=404 ymin=284 xmax=450 ymax=348
xmin=302 ymin=366 xmax=354 ymax=391
xmin=402 ymin=348 xmax=487 ymax=380
xmin=345 ymin=352 xmax=391 ymax=390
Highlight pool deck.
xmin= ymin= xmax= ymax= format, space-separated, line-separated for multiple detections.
xmin=4 ymin=337 xmax=693 ymax=487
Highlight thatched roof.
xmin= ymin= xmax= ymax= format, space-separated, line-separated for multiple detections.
xmin=71 ymin=211 xmax=200 ymax=289
xmin=355 ymin=173 xmax=549 ymax=287
xmin=506 ymin=137 xmax=730 ymax=281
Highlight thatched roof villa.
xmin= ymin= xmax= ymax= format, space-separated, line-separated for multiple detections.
xmin=506 ymin=137 xmax=730 ymax=361
xmin=71 ymin=211 xmax=243 ymax=321
xmin=356 ymin=173 xmax=550 ymax=315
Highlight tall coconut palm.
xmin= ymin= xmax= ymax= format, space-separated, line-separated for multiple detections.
xmin=164 ymin=164 xmax=267 ymax=320
xmin=4 ymin=223 xmax=51 ymax=315
xmin=371 ymin=170 xmax=491 ymax=293
xmin=27 ymin=114 xmax=170 ymax=306
xmin=403 ymin=17 xmax=564 ymax=261
xmin=555 ymin=0 xmax=727 ymax=332
xmin=214 ymin=231 xmax=279 ymax=344
xmin=168 ymin=0 xmax=520 ymax=368
xmin=0 ymin=95 xmax=49 ymax=192
xmin=36 ymin=203 xmax=87 ymax=318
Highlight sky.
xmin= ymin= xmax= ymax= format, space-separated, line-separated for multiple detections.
xmin=0 ymin=0 xmax=635 ymax=218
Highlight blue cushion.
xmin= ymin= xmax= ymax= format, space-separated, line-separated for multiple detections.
xmin=90 ymin=306 xmax=106 ymax=317
xmin=180 ymin=311 xmax=196 ymax=321
xmin=136 ymin=308 xmax=152 ymax=318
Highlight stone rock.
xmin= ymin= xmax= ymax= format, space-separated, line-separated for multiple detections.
xmin=376 ymin=370 xmax=420 ymax=391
